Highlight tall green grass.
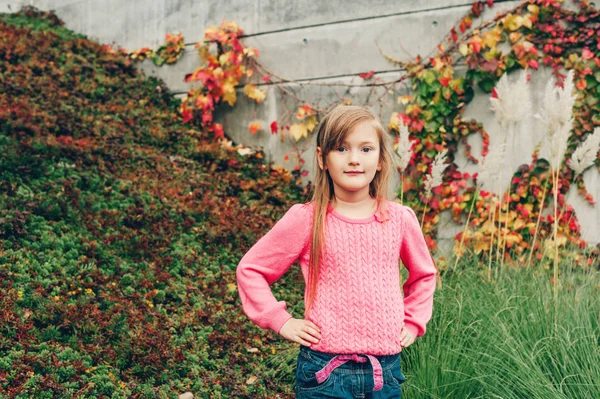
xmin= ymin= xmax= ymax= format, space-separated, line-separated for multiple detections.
xmin=272 ymin=252 xmax=600 ymax=398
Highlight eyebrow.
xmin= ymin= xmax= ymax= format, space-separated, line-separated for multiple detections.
xmin=341 ymin=140 xmax=376 ymax=145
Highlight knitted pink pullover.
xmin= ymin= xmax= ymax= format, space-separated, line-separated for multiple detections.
xmin=236 ymin=200 xmax=437 ymax=355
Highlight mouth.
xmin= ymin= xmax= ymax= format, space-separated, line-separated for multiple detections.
xmin=344 ymin=171 xmax=364 ymax=175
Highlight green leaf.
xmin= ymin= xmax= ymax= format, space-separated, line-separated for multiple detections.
xmin=424 ymin=70 xmax=437 ymax=85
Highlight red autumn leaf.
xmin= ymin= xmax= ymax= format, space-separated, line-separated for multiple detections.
xmin=301 ymin=170 xmax=309 ymax=176
xmin=582 ymin=47 xmax=593 ymax=60
xmin=184 ymin=69 xmax=213 ymax=84
xmin=528 ymin=59 xmax=539 ymax=70
xmin=487 ymin=0 xmax=494 ymax=6
xmin=439 ymin=77 xmax=451 ymax=86
xmin=359 ymin=70 xmax=375 ymax=79
xmin=181 ymin=108 xmax=193 ymax=123
xmin=283 ymin=155 xmax=289 ymax=161
xmin=270 ymin=121 xmax=278 ymax=134
xmin=213 ymin=123 xmax=224 ymax=138
xmin=262 ymin=75 xmax=271 ymax=82
xmin=491 ymin=88 xmax=498 ymax=99
xmin=451 ymin=27 xmax=458 ymax=43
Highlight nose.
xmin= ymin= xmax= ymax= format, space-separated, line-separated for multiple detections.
xmin=349 ymin=149 xmax=360 ymax=164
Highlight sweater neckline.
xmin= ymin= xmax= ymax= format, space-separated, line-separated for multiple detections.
xmin=327 ymin=200 xmax=384 ymax=224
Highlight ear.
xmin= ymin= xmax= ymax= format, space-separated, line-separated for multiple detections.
xmin=316 ymin=146 xmax=327 ymax=170
xmin=376 ymin=159 xmax=382 ymax=171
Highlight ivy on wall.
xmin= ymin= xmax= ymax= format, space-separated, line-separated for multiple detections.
xmin=125 ymin=0 xmax=600 ymax=267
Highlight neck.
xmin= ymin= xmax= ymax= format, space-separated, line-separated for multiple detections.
xmin=332 ymin=194 xmax=377 ymax=211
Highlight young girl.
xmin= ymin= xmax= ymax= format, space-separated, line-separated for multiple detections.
xmin=236 ymin=105 xmax=438 ymax=398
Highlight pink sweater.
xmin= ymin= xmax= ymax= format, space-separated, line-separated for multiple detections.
xmin=236 ymin=200 xmax=437 ymax=355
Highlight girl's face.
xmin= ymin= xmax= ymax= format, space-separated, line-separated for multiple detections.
xmin=317 ymin=120 xmax=382 ymax=198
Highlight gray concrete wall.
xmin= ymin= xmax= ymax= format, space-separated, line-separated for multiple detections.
xmin=5 ymin=0 xmax=599 ymax=254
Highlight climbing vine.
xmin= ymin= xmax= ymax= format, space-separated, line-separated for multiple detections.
xmin=127 ymin=0 xmax=600 ymax=267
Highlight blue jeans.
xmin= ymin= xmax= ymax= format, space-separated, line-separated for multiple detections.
xmin=295 ymin=345 xmax=406 ymax=398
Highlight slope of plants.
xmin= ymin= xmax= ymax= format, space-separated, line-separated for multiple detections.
xmin=0 ymin=8 xmax=308 ymax=398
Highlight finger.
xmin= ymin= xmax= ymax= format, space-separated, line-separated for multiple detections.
xmin=308 ymin=322 xmax=321 ymax=333
xmin=296 ymin=336 xmax=314 ymax=347
xmin=305 ymin=326 xmax=322 ymax=339
xmin=300 ymin=331 xmax=320 ymax=344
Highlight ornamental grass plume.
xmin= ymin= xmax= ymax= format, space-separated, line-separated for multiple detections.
xmin=424 ymin=149 xmax=449 ymax=198
xmin=489 ymin=71 xmax=532 ymax=270
xmin=421 ymin=149 xmax=449 ymax=229
xmin=489 ymin=70 xmax=531 ymax=126
xmin=534 ymin=68 xmax=576 ymax=307
xmin=567 ymin=127 xmax=600 ymax=177
xmin=477 ymin=142 xmax=506 ymax=189
xmin=395 ymin=120 xmax=413 ymax=204
xmin=536 ymin=69 xmax=575 ymax=169
xmin=396 ymin=121 xmax=413 ymax=172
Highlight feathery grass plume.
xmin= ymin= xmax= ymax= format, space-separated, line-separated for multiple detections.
xmin=477 ymin=142 xmax=506 ymax=190
xmin=489 ymin=70 xmax=531 ymax=125
xmin=396 ymin=121 xmax=413 ymax=172
xmin=424 ymin=149 xmax=449 ymax=197
xmin=568 ymin=127 xmax=600 ymax=177
xmin=535 ymin=69 xmax=576 ymax=168
xmin=534 ymin=69 xmax=576 ymax=308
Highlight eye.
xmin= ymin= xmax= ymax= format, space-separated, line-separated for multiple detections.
xmin=363 ymin=147 xmax=373 ymax=152
xmin=336 ymin=146 xmax=347 ymax=152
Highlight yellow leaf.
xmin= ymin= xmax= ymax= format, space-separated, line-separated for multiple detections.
xmin=222 ymin=78 xmax=237 ymax=106
xmin=513 ymin=219 xmax=525 ymax=230
xmin=243 ymin=84 xmax=266 ymax=103
xmin=213 ymin=67 xmax=224 ymax=80
xmin=219 ymin=51 xmax=232 ymax=65
xmin=388 ymin=112 xmax=400 ymax=132
xmin=504 ymin=14 xmax=523 ymax=31
xmin=226 ymin=283 xmax=237 ymax=292
xmin=243 ymin=47 xmax=259 ymax=57
xmin=290 ymin=124 xmax=308 ymax=141
xmin=473 ymin=238 xmax=489 ymax=254
xmin=305 ymin=115 xmax=318 ymax=133
xmin=459 ymin=43 xmax=469 ymax=56
xmin=397 ymin=95 xmax=413 ymax=105
xmin=482 ymin=27 xmax=501 ymax=49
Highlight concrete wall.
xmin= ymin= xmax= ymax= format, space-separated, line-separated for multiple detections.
xmin=5 ymin=0 xmax=598 ymax=255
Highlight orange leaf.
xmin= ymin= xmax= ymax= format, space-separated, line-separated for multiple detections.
xmin=249 ymin=121 xmax=261 ymax=134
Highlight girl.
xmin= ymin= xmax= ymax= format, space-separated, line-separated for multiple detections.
xmin=236 ymin=105 xmax=438 ymax=398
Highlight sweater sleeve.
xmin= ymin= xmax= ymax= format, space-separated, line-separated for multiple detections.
xmin=236 ymin=203 xmax=312 ymax=335
xmin=399 ymin=205 xmax=438 ymax=338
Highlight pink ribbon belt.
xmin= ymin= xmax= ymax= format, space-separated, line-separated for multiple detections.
xmin=314 ymin=353 xmax=384 ymax=391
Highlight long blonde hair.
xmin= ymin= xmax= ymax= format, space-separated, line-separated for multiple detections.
xmin=304 ymin=105 xmax=396 ymax=318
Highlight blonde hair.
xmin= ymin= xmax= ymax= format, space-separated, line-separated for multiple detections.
xmin=304 ymin=105 xmax=396 ymax=318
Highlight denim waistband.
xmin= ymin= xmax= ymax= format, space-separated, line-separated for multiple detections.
xmin=299 ymin=345 xmax=401 ymax=373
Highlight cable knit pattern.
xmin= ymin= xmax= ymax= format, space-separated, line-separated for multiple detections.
xmin=236 ymin=200 xmax=437 ymax=355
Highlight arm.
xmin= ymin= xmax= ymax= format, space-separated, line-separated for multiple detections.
xmin=236 ymin=203 xmax=312 ymax=334
xmin=399 ymin=205 xmax=438 ymax=338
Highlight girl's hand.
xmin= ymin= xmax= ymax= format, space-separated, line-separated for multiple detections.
xmin=279 ymin=318 xmax=322 ymax=347
xmin=399 ymin=323 xmax=416 ymax=348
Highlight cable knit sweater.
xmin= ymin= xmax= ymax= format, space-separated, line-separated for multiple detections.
xmin=235 ymin=199 xmax=437 ymax=355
